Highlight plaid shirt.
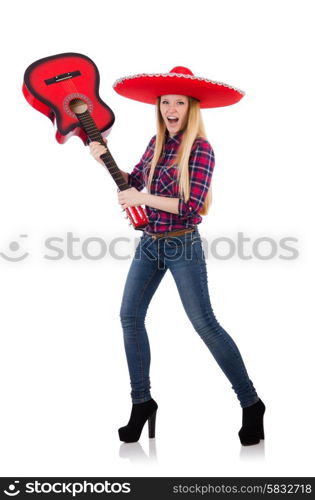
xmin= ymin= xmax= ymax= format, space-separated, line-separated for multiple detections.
xmin=128 ymin=131 xmax=215 ymax=233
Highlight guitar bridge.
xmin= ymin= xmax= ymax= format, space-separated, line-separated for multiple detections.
xmin=45 ymin=70 xmax=81 ymax=85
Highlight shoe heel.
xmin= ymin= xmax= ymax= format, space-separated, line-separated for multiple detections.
xmin=148 ymin=410 xmax=157 ymax=438
xmin=260 ymin=423 xmax=265 ymax=439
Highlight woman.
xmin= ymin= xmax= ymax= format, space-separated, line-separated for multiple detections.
xmin=90 ymin=66 xmax=266 ymax=446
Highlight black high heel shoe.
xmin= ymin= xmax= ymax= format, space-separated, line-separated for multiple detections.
xmin=118 ymin=398 xmax=158 ymax=443
xmin=238 ymin=398 xmax=266 ymax=445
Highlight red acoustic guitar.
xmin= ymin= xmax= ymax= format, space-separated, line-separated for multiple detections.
xmin=22 ymin=52 xmax=149 ymax=230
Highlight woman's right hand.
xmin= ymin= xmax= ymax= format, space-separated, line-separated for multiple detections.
xmin=89 ymin=140 xmax=108 ymax=166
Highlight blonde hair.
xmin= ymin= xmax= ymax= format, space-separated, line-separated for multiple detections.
xmin=147 ymin=96 xmax=212 ymax=215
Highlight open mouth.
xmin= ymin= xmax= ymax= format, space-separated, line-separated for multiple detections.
xmin=167 ymin=116 xmax=179 ymax=124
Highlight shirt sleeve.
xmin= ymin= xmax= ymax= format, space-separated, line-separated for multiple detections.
xmin=128 ymin=136 xmax=156 ymax=191
xmin=177 ymin=139 xmax=215 ymax=218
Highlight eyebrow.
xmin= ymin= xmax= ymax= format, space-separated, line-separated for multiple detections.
xmin=161 ymin=97 xmax=187 ymax=101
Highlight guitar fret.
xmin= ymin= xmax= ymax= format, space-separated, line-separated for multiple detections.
xmin=105 ymin=161 xmax=117 ymax=170
xmin=104 ymin=157 xmax=115 ymax=165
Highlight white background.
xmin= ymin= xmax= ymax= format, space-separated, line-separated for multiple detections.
xmin=1 ymin=0 xmax=314 ymax=478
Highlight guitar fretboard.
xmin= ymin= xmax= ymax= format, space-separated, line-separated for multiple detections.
xmin=74 ymin=108 xmax=130 ymax=191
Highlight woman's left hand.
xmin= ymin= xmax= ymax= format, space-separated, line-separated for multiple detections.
xmin=118 ymin=187 xmax=143 ymax=209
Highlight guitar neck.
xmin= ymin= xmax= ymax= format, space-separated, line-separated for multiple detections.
xmin=75 ymin=109 xmax=130 ymax=191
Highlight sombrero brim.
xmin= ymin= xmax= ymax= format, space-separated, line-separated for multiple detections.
xmin=113 ymin=72 xmax=245 ymax=108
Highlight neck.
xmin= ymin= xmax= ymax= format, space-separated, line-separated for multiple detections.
xmin=167 ymin=129 xmax=184 ymax=139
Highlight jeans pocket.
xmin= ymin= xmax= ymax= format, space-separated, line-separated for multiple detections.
xmin=192 ymin=238 xmax=205 ymax=262
xmin=164 ymin=234 xmax=197 ymax=262
xmin=164 ymin=238 xmax=183 ymax=253
xmin=192 ymin=234 xmax=201 ymax=245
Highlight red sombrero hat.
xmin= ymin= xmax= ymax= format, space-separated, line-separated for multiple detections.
xmin=113 ymin=66 xmax=245 ymax=108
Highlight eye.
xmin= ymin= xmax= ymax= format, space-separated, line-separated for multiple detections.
xmin=177 ymin=101 xmax=185 ymax=105
xmin=161 ymin=100 xmax=169 ymax=105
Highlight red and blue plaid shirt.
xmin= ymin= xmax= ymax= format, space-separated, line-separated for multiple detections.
xmin=128 ymin=131 xmax=215 ymax=233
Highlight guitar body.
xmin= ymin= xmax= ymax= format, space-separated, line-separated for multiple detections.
xmin=22 ymin=52 xmax=149 ymax=230
xmin=23 ymin=52 xmax=115 ymax=144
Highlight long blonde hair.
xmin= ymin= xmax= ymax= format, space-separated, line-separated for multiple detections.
xmin=146 ymin=96 xmax=212 ymax=215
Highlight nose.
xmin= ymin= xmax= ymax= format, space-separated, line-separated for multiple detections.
xmin=168 ymin=102 xmax=176 ymax=113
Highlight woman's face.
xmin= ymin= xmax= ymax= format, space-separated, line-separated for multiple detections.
xmin=159 ymin=94 xmax=189 ymax=136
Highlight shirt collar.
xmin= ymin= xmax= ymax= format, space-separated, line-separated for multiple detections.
xmin=165 ymin=130 xmax=184 ymax=145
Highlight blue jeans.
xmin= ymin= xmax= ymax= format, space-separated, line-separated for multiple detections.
xmin=119 ymin=226 xmax=259 ymax=408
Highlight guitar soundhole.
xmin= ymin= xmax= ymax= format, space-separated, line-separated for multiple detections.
xmin=69 ymin=98 xmax=87 ymax=114
xmin=64 ymin=93 xmax=93 ymax=118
